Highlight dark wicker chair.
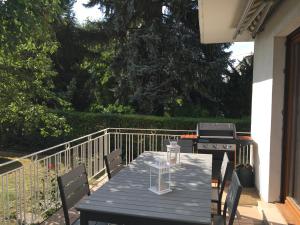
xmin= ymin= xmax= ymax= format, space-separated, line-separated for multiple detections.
xmin=57 ymin=164 xmax=107 ymax=225
xmin=211 ymin=152 xmax=234 ymax=214
xmin=104 ymin=149 xmax=124 ymax=180
xmin=212 ymin=171 xmax=242 ymax=225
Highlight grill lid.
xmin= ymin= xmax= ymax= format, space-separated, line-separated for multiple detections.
xmin=196 ymin=123 xmax=236 ymax=139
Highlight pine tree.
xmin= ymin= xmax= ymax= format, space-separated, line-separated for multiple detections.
xmin=52 ymin=0 xmax=114 ymax=111
xmin=221 ymin=55 xmax=253 ymax=118
xmin=85 ymin=0 xmax=231 ymax=115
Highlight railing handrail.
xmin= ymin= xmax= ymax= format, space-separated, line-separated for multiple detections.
xmin=108 ymin=132 xmax=183 ymax=136
xmin=107 ymin=128 xmax=195 ymax=132
xmin=0 ymin=128 xmax=109 ymax=167
xmin=0 ymin=128 xmax=250 ymax=167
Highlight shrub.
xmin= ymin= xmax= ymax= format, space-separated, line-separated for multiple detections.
xmin=60 ymin=111 xmax=250 ymax=138
xmin=1 ymin=111 xmax=250 ymax=152
xmin=89 ymin=103 xmax=135 ymax=114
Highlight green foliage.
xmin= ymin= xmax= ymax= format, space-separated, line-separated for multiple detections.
xmin=1 ymin=110 xmax=250 ymax=152
xmin=221 ymin=55 xmax=253 ymax=118
xmin=90 ymin=103 xmax=135 ymax=114
xmin=79 ymin=40 xmax=116 ymax=108
xmin=50 ymin=0 xmax=252 ymax=119
xmin=0 ymin=0 xmax=71 ymax=139
xmin=52 ymin=9 xmax=91 ymax=110
xmin=85 ymin=0 xmax=232 ymax=116
xmin=52 ymin=9 xmax=115 ymax=111
xmin=0 ymin=1 xmax=253 ymax=153
xmin=59 ymin=111 xmax=250 ymax=139
xmin=170 ymin=103 xmax=210 ymax=117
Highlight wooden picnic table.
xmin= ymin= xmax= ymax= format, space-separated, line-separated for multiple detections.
xmin=76 ymin=151 xmax=212 ymax=225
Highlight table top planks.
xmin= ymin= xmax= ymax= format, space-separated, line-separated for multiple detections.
xmin=76 ymin=152 xmax=212 ymax=225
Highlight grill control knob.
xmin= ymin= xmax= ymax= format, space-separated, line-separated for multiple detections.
xmin=212 ymin=144 xmax=217 ymax=149
xmin=202 ymin=144 xmax=208 ymax=148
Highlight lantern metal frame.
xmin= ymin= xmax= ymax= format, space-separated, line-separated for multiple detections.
xmin=166 ymin=141 xmax=181 ymax=167
xmin=147 ymin=159 xmax=172 ymax=195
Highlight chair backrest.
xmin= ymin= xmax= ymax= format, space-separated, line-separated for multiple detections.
xmin=57 ymin=164 xmax=90 ymax=225
xmin=104 ymin=149 xmax=122 ymax=179
xmin=162 ymin=139 xmax=194 ymax=153
xmin=218 ymin=153 xmax=234 ymax=195
xmin=223 ymin=171 xmax=243 ymax=225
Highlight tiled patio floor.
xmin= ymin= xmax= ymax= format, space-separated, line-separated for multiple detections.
xmin=42 ymin=178 xmax=287 ymax=225
xmin=213 ymin=187 xmax=264 ymax=225
xmin=223 ymin=187 xmax=288 ymax=225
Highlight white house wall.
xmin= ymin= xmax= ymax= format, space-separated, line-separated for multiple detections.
xmin=251 ymin=0 xmax=300 ymax=202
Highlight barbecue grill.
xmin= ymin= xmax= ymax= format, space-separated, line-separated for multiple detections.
xmin=195 ymin=123 xmax=237 ymax=180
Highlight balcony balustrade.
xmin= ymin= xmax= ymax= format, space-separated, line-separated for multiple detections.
xmin=0 ymin=128 xmax=252 ymax=225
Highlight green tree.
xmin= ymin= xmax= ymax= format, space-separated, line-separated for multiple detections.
xmin=51 ymin=1 xmax=115 ymax=111
xmin=51 ymin=1 xmax=92 ymax=111
xmin=221 ymin=55 xmax=253 ymax=118
xmin=0 ymin=0 xmax=70 ymax=142
xmin=85 ymin=0 xmax=231 ymax=116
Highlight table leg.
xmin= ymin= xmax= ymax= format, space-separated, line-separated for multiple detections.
xmin=80 ymin=211 xmax=88 ymax=225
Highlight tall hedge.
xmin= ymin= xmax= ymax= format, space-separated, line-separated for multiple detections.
xmin=2 ymin=111 xmax=250 ymax=152
xmin=61 ymin=111 xmax=250 ymax=136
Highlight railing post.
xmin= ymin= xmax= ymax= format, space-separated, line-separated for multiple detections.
xmin=119 ymin=130 xmax=123 ymax=158
xmin=87 ymin=136 xmax=92 ymax=178
xmin=104 ymin=130 xmax=108 ymax=160
xmin=100 ymin=134 xmax=104 ymax=171
xmin=250 ymin=142 xmax=254 ymax=166
xmin=108 ymin=132 xmax=111 ymax=153
xmin=125 ymin=134 xmax=127 ymax=165
xmin=65 ymin=142 xmax=70 ymax=172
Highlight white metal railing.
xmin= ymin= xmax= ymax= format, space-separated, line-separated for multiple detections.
xmin=0 ymin=128 xmax=110 ymax=225
xmin=0 ymin=128 xmax=251 ymax=225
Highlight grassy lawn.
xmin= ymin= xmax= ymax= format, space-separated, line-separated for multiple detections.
xmin=0 ymin=151 xmax=64 ymax=224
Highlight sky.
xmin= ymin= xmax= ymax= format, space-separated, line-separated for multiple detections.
xmin=227 ymin=42 xmax=254 ymax=62
xmin=73 ymin=0 xmax=102 ymax=23
xmin=73 ymin=0 xmax=254 ymax=61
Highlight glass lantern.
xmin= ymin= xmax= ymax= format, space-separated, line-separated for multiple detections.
xmin=166 ymin=141 xmax=181 ymax=166
xmin=147 ymin=159 xmax=172 ymax=195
